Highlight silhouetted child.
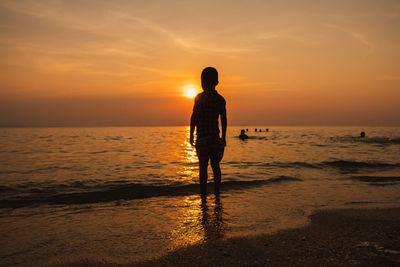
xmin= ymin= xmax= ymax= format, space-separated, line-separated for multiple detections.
xmin=239 ymin=129 xmax=249 ymax=140
xmin=360 ymin=131 xmax=365 ymax=138
xmin=190 ymin=67 xmax=227 ymax=195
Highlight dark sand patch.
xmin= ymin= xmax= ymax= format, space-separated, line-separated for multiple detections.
xmin=139 ymin=207 xmax=400 ymax=266
xmin=59 ymin=207 xmax=400 ymax=267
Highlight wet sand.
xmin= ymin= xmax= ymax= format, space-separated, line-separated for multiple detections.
xmin=59 ymin=207 xmax=400 ymax=266
xmin=137 ymin=207 xmax=400 ymax=267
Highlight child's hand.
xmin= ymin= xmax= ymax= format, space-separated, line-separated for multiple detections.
xmin=190 ymin=134 xmax=195 ymax=146
xmin=221 ymin=137 xmax=226 ymax=147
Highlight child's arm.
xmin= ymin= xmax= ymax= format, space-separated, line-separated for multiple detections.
xmin=190 ymin=112 xmax=197 ymax=146
xmin=190 ymin=96 xmax=200 ymax=146
xmin=220 ymin=108 xmax=227 ymax=146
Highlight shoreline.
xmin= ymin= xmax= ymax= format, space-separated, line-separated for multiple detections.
xmin=136 ymin=206 xmax=400 ymax=266
xmin=57 ymin=206 xmax=400 ymax=266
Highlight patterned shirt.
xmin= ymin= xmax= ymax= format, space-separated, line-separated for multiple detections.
xmin=192 ymin=90 xmax=226 ymax=138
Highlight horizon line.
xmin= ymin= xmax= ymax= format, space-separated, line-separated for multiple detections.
xmin=1 ymin=124 xmax=399 ymax=128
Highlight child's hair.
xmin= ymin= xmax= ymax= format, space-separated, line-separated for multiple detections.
xmin=201 ymin=67 xmax=218 ymax=85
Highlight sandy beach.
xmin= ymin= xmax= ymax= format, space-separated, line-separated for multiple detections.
xmin=136 ymin=207 xmax=400 ymax=266
xmin=57 ymin=207 xmax=400 ymax=266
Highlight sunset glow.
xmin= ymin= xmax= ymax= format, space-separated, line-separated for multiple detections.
xmin=0 ymin=0 xmax=399 ymax=126
xmin=1 ymin=1 xmax=400 ymax=265
xmin=185 ymin=88 xmax=198 ymax=98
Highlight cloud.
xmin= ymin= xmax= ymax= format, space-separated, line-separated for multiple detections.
xmin=256 ymin=31 xmax=316 ymax=46
xmin=324 ymin=24 xmax=374 ymax=52
xmin=114 ymin=12 xmax=255 ymax=55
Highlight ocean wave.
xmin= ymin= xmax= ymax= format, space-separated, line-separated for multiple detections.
xmin=224 ymin=160 xmax=400 ymax=172
xmin=38 ymin=135 xmax=53 ymax=139
xmin=330 ymin=136 xmax=400 ymax=145
xmin=0 ymin=166 xmax=89 ymax=175
xmin=0 ymin=185 xmax=14 ymax=193
xmin=0 ymin=176 xmax=301 ymax=209
xmin=88 ymin=150 xmax=109 ymax=154
xmin=349 ymin=176 xmax=400 ymax=186
xmin=322 ymin=160 xmax=397 ymax=168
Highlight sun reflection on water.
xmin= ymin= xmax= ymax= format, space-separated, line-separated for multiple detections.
xmin=170 ymin=194 xmax=226 ymax=248
xmin=177 ymin=127 xmax=198 ymax=182
xmin=169 ymin=128 xmax=226 ymax=248
xmin=184 ymin=127 xmax=197 ymax=164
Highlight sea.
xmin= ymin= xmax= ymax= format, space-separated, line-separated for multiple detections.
xmin=1 ymin=126 xmax=400 ymax=266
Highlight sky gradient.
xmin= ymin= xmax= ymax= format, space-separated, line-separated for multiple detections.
xmin=1 ymin=0 xmax=399 ymax=126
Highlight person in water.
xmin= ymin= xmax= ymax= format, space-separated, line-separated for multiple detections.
xmin=190 ymin=67 xmax=227 ymax=195
xmin=360 ymin=131 xmax=365 ymax=138
xmin=239 ymin=129 xmax=249 ymax=140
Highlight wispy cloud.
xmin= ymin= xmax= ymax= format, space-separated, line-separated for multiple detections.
xmin=324 ymin=24 xmax=374 ymax=52
xmin=225 ymin=82 xmax=279 ymax=88
xmin=114 ymin=12 xmax=255 ymax=55
xmin=0 ymin=1 xmax=256 ymax=58
xmin=256 ymin=31 xmax=316 ymax=46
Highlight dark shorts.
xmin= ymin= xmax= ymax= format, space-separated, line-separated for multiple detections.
xmin=195 ymin=136 xmax=225 ymax=162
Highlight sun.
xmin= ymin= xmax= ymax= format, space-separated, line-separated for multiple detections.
xmin=185 ymin=87 xmax=197 ymax=98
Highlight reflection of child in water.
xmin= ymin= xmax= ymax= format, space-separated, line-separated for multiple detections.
xmin=239 ymin=129 xmax=249 ymax=140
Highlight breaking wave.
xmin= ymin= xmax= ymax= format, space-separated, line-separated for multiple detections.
xmin=224 ymin=160 xmax=400 ymax=172
xmin=0 ymin=176 xmax=301 ymax=209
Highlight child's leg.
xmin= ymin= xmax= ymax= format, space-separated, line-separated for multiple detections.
xmin=199 ymin=158 xmax=209 ymax=195
xmin=210 ymin=159 xmax=221 ymax=193
xmin=210 ymin=147 xmax=224 ymax=193
xmin=210 ymin=137 xmax=224 ymax=193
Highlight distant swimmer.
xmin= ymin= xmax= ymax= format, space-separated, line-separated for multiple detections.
xmin=266 ymin=128 xmax=269 ymax=132
xmin=360 ymin=131 xmax=365 ymax=138
xmin=255 ymin=128 xmax=257 ymax=132
xmin=259 ymin=129 xmax=262 ymax=132
xmin=246 ymin=128 xmax=248 ymax=132
xmin=239 ymin=129 xmax=249 ymax=140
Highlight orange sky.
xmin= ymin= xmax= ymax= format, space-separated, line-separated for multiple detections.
xmin=0 ymin=0 xmax=399 ymax=126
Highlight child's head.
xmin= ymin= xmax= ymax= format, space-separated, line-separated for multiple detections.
xmin=241 ymin=129 xmax=245 ymax=134
xmin=201 ymin=67 xmax=218 ymax=90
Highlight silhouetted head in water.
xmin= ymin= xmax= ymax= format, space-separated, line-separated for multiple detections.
xmin=360 ymin=131 xmax=365 ymax=138
xmin=246 ymin=128 xmax=248 ymax=131
xmin=255 ymin=128 xmax=257 ymax=132
xmin=259 ymin=129 xmax=262 ymax=132
xmin=239 ymin=129 xmax=249 ymax=140
xmin=266 ymin=128 xmax=269 ymax=132
xmin=201 ymin=67 xmax=219 ymax=92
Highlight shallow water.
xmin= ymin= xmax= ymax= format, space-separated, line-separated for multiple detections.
xmin=1 ymin=126 xmax=400 ymax=265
